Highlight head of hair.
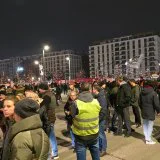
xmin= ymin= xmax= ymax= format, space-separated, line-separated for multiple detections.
xmin=93 ymin=84 xmax=101 ymax=92
xmin=80 ymin=82 xmax=90 ymax=91
xmin=4 ymin=95 xmax=19 ymax=104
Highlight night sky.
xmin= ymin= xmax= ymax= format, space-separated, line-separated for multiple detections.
xmin=0 ymin=0 xmax=159 ymax=59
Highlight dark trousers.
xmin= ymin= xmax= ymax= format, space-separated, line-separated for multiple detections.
xmin=123 ymin=107 xmax=131 ymax=133
xmin=116 ymin=107 xmax=131 ymax=134
xmin=132 ymin=106 xmax=141 ymax=125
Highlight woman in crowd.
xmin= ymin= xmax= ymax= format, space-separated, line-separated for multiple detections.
xmin=139 ymin=80 xmax=160 ymax=144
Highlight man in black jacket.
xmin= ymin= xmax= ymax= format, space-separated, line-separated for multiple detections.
xmin=116 ymin=76 xmax=132 ymax=137
xmin=93 ymin=84 xmax=107 ymax=157
xmin=129 ymin=79 xmax=141 ymax=128
xmin=39 ymin=83 xmax=59 ymax=159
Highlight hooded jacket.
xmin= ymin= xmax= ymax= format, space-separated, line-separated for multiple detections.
xmin=139 ymin=86 xmax=160 ymax=120
xmin=70 ymin=91 xmax=101 ymax=140
xmin=8 ymin=114 xmax=49 ymax=160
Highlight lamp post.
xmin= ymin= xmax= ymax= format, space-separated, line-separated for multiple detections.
xmin=42 ymin=45 xmax=50 ymax=81
xmin=66 ymin=57 xmax=71 ymax=82
xmin=34 ymin=60 xmax=44 ymax=82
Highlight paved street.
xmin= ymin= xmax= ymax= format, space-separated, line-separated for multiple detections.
xmin=54 ymin=95 xmax=160 ymax=160
xmin=0 ymin=95 xmax=160 ymax=160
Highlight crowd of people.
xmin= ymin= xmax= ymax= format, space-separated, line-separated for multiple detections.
xmin=0 ymin=76 xmax=160 ymax=160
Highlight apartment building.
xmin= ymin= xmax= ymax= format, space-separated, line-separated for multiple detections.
xmin=43 ymin=50 xmax=82 ymax=80
xmin=0 ymin=54 xmax=41 ymax=80
xmin=89 ymin=32 xmax=160 ymax=78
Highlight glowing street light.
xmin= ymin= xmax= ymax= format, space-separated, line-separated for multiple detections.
xmin=43 ymin=45 xmax=50 ymax=81
xmin=44 ymin=45 xmax=50 ymax=51
xmin=66 ymin=57 xmax=71 ymax=82
xmin=34 ymin=60 xmax=39 ymax=65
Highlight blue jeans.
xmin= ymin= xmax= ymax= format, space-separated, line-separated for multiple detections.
xmin=143 ymin=119 xmax=154 ymax=141
xmin=49 ymin=124 xmax=58 ymax=156
xmin=70 ymin=129 xmax=75 ymax=147
xmin=75 ymin=137 xmax=100 ymax=160
xmin=99 ymin=120 xmax=107 ymax=152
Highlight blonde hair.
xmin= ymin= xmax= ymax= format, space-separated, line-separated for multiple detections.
xmin=25 ymin=91 xmax=43 ymax=105
xmin=16 ymin=93 xmax=25 ymax=101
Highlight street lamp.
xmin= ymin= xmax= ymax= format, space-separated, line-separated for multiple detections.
xmin=34 ymin=60 xmax=44 ymax=81
xmin=43 ymin=45 xmax=50 ymax=81
xmin=66 ymin=57 xmax=71 ymax=82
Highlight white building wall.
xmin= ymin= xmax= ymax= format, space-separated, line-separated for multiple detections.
xmin=89 ymin=33 xmax=160 ymax=78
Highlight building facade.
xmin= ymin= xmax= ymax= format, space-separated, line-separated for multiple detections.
xmin=89 ymin=32 xmax=160 ymax=78
xmin=0 ymin=50 xmax=82 ymax=81
xmin=0 ymin=54 xmax=41 ymax=82
xmin=43 ymin=50 xmax=82 ymax=80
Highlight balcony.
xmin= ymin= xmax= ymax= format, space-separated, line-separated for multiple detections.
xmin=150 ymin=67 xmax=156 ymax=72
xmin=148 ymin=37 xmax=155 ymax=42
xmin=120 ymin=47 xmax=126 ymax=51
xmin=150 ymin=62 xmax=156 ymax=66
xmin=121 ymin=51 xmax=126 ymax=55
xmin=148 ymin=47 xmax=155 ymax=52
xmin=149 ymin=52 xmax=155 ymax=56
xmin=148 ymin=42 xmax=155 ymax=46
xmin=120 ymin=42 xmax=125 ymax=46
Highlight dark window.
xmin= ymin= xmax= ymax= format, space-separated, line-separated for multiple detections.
xmin=138 ymin=40 xmax=141 ymax=48
xmin=132 ymin=41 xmax=135 ymax=49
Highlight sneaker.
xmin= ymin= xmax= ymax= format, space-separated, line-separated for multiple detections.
xmin=146 ymin=141 xmax=156 ymax=145
xmin=100 ymin=151 xmax=107 ymax=157
xmin=131 ymin=128 xmax=135 ymax=132
xmin=53 ymin=155 xmax=59 ymax=159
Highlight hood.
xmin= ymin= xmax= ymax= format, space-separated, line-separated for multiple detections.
xmin=141 ymin=86 xmax=154 ymax=95
xmin=78 ymin=91 xmax=93 ymax=102
xmin=9 ymin=114 xmax=42 ymax=142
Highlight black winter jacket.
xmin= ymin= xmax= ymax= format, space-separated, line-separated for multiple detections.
xmin=139 ymin=86 xmax=160 ymax=120
xmin=95 ymin=90 xmax=107 ymax=122
xmin=116 ymin=82 xmax=131 ymax=109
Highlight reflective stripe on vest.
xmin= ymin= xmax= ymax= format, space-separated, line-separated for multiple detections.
xmin=72 ymin=99 xmax=101 ymax=136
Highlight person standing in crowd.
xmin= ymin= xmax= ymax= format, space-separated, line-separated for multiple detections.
xmin=139 ymin=81 xmax=160 ymax=144
xmin=109 ymin=81 xmax=119 ymax=132
xmin=1 ymin=96 xmax=18 ymax=160
xmin=63 ymin=83 xmax=68 ymax=95
xmin=67 ymin=83 xmax=79 ymax=96
xmin=116 ymin=76 xmax=133 ymax=137
xmin=25 ymin=90 xmax=50 ymax=136
xmin=64 ymin=91 xmax=77 ymax=151
xmin=93 ymin=84 xmax=107 ymax=157
xmin=7 ymin=98 xmax=49 ymax=159
xmin=55 ymin=84 xmax=62 ymax=106
xmin=98 ymin=81 xmax=111 ymax=132
xmin=39 ymin=83 xmax=59 ymax=160
xmin=129 ymin=79 xmax=142 ymax=128
xmin=0 ymin=90 xmax=6 ymax=136
xmin=70 ymin=82 xmax=101 ymax=160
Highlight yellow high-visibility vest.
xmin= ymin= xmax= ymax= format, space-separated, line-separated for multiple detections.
xmin=72 ymin=99 xmax=101 ymax=136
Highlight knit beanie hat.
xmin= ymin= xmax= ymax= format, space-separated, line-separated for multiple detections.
xmin=14 ymin=98 xmax=39 ymax=119
xmin=39 ymin=83 xmax=49 ymax=90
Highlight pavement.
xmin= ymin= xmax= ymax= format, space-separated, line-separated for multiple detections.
xmin=54 ymin=94 xmax=160 ymax=160
xmin=1 ymin=94 xmax=160 ymax=160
